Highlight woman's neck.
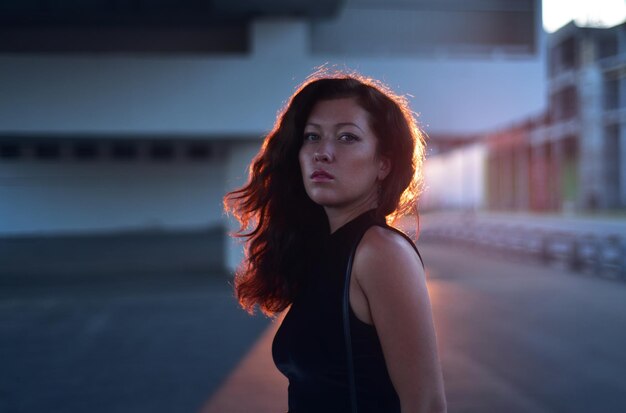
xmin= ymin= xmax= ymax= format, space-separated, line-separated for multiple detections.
xmin=325 ymin=203 xmax=377 ymax=234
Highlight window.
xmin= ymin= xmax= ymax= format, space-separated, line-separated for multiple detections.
xmin=34 ymin=142 xmax=61 ymax=160
xmin=72 ymin=142 xmax=99 ymax=160
xmin=186 ymin=142 xmax=212 ymax=161
xmin=0 ymin=142 xmax=20 ymax=159
xmin=111 ymin=142 xmax=138 ymax=160
xmin=149 ymin=142 xmax=175 ymax=161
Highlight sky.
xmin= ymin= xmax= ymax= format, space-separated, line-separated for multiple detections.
xmin=543 ymin=0 xmax=626 ymax=32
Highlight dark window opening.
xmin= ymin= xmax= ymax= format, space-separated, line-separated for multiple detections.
xmin=111 ymin=142 xmax=138 ymax=160
xmin=0 ymin=142 xmax=20 ymax=159
xmin=550 ymin=86 xmax=578 ymax=121
xmin=560 ymin=37 xmax=577 ymax=69
xmin=550 ymin=36 xmax=577 ymax=76
xmin=563 ymin=135 xmax=579 ymax=158
xmin=598 ymin=35 xmax=618 ymax=60
xmin=150 ymin=142 xmax=175 ymax=160
xmin=72 ymin=142 xmax=99 ymax=160
xmin=35 ymin=142 xmax=61 ymax=160
xmin=604 ymin=77 xmax=619 ymax=110
xmin=187 ymin=142 xmax=212 ymax=160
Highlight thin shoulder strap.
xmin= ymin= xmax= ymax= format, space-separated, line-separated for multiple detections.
xmin=343 ymin=232 xmax=362 ymax=413
xmin=375 ymin=223 xmax=425 ymax=269
xmin=342 ymin=223 xmax=424 ymax=413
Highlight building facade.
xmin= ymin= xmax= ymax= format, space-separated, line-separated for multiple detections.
xmin=481 ymin=21 xmax=626 ymax=212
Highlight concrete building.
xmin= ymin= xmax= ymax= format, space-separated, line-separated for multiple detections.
xmin=481 ymin=21 xmax=626 ymax=213
xmin=548 ymin=21 xmax=626 ymax=210
xmin=0 ymin=0 xmax=546 ymax=272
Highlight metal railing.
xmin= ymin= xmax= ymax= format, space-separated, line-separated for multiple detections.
xmin=418 ymin=224 xmax=626 ymax=280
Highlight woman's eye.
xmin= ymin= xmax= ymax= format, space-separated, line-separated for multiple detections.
xmin=339 ymin=133 xmax=359 ymax=142
xmin=303 ymin=133 xmax=319 ymax=141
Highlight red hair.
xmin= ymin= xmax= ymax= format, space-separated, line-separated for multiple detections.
xmin=224 ymin=69 xmax=426 ymax=316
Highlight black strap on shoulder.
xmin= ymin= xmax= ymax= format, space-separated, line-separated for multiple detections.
xmin=343 ymin=232 xmax=363 ymax=413
xmin=342 ymin=224 xmax=425 ymax=413
xmin=376 ymin=223 xmax=425 ymax=269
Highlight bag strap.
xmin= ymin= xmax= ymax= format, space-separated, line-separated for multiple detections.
xmin=342 ymin=224 xmax=425 ymax=413
xmin=343 ymin=233 xmax=361 ymax=413
xmin=384 ymin=225 xmax=425 ymax=268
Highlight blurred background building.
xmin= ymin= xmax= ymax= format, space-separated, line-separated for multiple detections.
xmin=0 ymin=0 xmax=591 ymax=273
xmin=423 ymin=20 xmax=626 ymax=214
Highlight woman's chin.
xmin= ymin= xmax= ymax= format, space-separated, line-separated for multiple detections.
xmin=310 ymin=198 xmax=336 ymax=207
xmin=305 ymin=188 xmax=335 ymax=204
xmin=307 ymin=194 xmax=341 ymax=208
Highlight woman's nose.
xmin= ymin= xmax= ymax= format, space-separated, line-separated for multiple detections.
xmin=313 ymin=140 xmax=334 ymax=162
xmin=313 ymin=151 xmax=331 ymax=162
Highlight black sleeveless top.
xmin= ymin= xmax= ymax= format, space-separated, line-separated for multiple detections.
xmin=272 ymin=209 xmax=424 ymax=413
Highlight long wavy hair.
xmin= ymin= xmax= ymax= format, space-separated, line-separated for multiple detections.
xmin=224 ymin=69 xmax=426 ymax=316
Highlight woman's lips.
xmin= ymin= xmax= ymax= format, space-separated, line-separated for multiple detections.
xmin=311 ymin=170 xmax=334 ymax=181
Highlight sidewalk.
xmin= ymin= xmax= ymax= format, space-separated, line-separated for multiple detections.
xmin=199 ymin=317 xmax=287 ymax=413
xmin=412 ymin=209 xmax=626 ymax=279
xmin=415 ymin=210 xmax=626 ymax=238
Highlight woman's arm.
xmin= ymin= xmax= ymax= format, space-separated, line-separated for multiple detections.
xmin=353 ymin=226 xmax=447 ymax=413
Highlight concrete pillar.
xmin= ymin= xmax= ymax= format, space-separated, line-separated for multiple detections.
xmin=508 ymin=148 xmax=517 ymax=209
xmin=577 ymin=35 xmax=605 ymax=210
xmin=224 ymin=140 xmax=263 ymax=273
xmin=499 ymin=148 xmax=513 ymax=209
xmin=494 ymin=152 xmax=503 ymax=209
xmin=551 ymin=139 xmax=563 ymax=211
xmin=487 ymin=153 xmax=498 ymax=209
xmin=559 ymin=136 xmax=579 ymax=213
xmin=514 ymin=144 xmax=530 ymax=210
xmin=612 ymin=27 xmax=626 ymax=207
xmin=620 ymin=125 xmax=626 ymax=207
xmin=530 ymin=143 xmax=548 ymax=210
xmin=617 ymin=21 xmax=626 ymax=55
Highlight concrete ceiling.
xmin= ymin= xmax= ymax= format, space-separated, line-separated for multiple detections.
xmin=0 ymin=0 xmax=346 ymax=26
xmin=0 ymin=0 xmax=535 ymax=27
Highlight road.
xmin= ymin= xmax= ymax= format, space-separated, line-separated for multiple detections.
xmin=2 ymin=241 xmax=626 ymax=412
xmin=0 ymin=272 xmax=269 ymax=413
xmin=422 ymin=241 xmax=626 ymax=413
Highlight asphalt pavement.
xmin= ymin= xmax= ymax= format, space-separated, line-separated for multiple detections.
xmin=0 ymin=270 xmax=271 ymax=413
xmin=3 ymin=210 xmax=626 ymax=412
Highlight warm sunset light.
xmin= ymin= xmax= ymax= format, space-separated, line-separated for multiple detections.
xmin=543 ymin=0 xmax=626 ymax=32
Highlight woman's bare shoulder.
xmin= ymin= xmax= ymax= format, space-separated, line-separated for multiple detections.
xmin=354 ymin=225 xmax=422 ymax=277
xmin=353 ymin=225 xmax=444 ymax=409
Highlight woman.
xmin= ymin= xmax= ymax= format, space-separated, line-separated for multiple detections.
xmin=224 ymin=70 xmax=446 ymax=413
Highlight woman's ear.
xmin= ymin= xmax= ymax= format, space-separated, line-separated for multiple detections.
xmin=378 ymin=156 xmax=391 ymax=181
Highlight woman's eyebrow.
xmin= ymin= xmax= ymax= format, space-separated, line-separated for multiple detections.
xmin=305 ymin=122 xmax=365 ymax=133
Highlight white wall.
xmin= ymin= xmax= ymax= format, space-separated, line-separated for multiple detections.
xmin=0 ymin=20 xmax=546 ymax=137
xmin=0 ymin=157 xmax=226 ymax=235
xmin=421 ymin=143 xmax=487 ymax=210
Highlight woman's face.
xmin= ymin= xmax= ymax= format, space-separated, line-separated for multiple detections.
xmin=299 ymin=97 xmax=390 ymax=213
